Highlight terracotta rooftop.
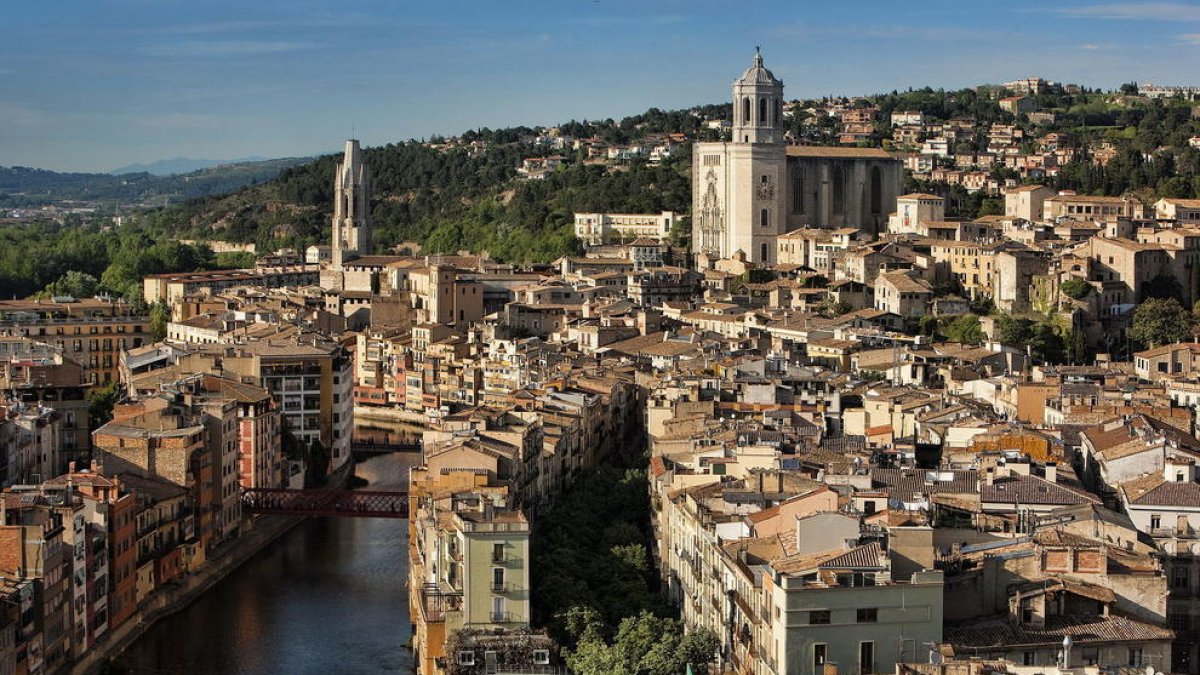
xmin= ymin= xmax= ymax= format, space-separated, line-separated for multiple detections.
xmin=946 ymin=614 xmax=1173 ymax=650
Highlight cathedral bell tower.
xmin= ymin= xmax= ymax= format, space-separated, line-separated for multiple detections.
xmin=332 ymin=138 xmax=371 ymax=269
xmin=732 ymin=47 xmax=784 ymax=145
xmin=692 ymin=49 xmax=788 ymax=265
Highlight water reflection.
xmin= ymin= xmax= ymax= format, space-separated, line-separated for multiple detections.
xmin=119 ymin=452 xmax=416 ymax=674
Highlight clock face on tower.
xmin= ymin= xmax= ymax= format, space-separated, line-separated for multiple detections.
xmin=756 ymin=175 xmax=775 ymax=201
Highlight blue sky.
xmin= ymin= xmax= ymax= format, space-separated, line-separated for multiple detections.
xmin=4 ymin=0 xmax=1200 ymax=172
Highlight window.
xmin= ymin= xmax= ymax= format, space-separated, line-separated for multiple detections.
xmin=760 ymin=208 xmax=770 ymax=228
xmin=1172 ymin=565 xmax=1190 ymax=589
xmin=1128 ymin=648 xmax=1143 ymax=667
xmin=492 ymin=596 xmax=506 ymax=623
xmin=814 ymin=644 xmax=827 ymax=671
xmin=1151 ymin=515 xmax=1161 ymax=530
xmin=457 ymin=651 xmax=476 ymax=666
xmin=742 ymin=97 xmax=750 ymax=125
xmin=1023 ymin=651 xmax=1036 ymax=666
xmin=857 ymin=608 xmax=878 ymax=623
xmin=870 ymin=166 xmax=883 ymax=215
xmin=859 ymin=641 xmax=874 ymax=675
xmin=492 ymin=542 xmax=505 ymax=562
xmin=792 ymin=167 xmax=804 ymax=213
xmin=492 ymin=567 xmax=505 ymax=591
xmin=832 ymin=167 xmax=845 ymax=215
xmin=759 ymin=97 xmax=767 ymax=123
xmin=809 ymin=610 xmax=830 ymax=624
xmin=533 ymin=650 xmax=550 ymax=665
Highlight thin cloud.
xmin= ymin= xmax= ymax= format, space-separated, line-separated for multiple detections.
xmin=0 ymin=104 xmax=47 ymax=128
xmin=141 ymin=40 xmax=315 ymax=58
xmin=1177 ymin=33 xmax=1200 ymax=44
xmin=1059 ymin=3 xmax=1200 ymax=22
xmin=139 ymin=113 xmax=220 ymax=130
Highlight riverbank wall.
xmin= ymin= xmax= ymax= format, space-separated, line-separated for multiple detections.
xmin=70 ymin=512 xmax=305 ymax=675
xmin=70 ymin=458 xmax=357 ymax=675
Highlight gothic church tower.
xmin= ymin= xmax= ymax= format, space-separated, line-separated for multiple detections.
xmin=693 ymin=49 xmax=788 ymax=264
xmin=332 ymin=139 xmax=371 ymax=269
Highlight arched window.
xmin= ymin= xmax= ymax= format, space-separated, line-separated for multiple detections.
xmin=870 ymin=166 xmax=883 ymax=215
xmin=760 ymin=208 xmax=770 ymax=228
xmin=775 ymin=99 xmax=781 ymax=127
xmin=832 ymin=167 xmax=845 ymax=215
xmin=759 ymin=97 xmax=767 ymax=124
xmin=791 ymin=167 xmax=804 ymax=214
xmin=761 ymin=243 xmax=769 ymax=262
xmin=742 ymin=98 xmax=751 ymax=125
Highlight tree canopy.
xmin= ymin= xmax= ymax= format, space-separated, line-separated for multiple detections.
xmin=1130 ymin=297 xmax=1194 ymax=349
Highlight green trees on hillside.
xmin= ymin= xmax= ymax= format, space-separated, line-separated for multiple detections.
xmin=0 ymin=219 xmax=219 ymax=301
xmin=141 ymin=139 xmax=691 ymax=265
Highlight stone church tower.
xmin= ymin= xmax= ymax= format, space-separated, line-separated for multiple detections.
xmin=693 ymin=48 xmax=789 ymax=263
xmin=332 ymin=139 xmax=371 ymax=269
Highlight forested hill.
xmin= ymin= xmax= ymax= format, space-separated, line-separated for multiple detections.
xmin=0 ymin=157 xmax=310 ymax=207
xmin=141 ymin=139 xmax=693 ymax=264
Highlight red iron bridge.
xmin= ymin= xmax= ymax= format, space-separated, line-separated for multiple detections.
xmin=242 ymin=488 xmax=409 ymax=518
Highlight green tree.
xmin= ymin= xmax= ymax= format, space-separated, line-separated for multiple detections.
xmin=87 ymin=384 xmax=120 ymax=430
xmin=944 ymin=315 xmax=984 ymax=345
xmin=42 ymin=271 xmax=100 ymax=299
xmin=1130 ymin=297 xmax=1194 ymax=349
xmin=149 ymin=301 xmax=170 ymax=342
xmin=566 ymin=612 xmax=719 ymax=675
xmin=1060 ymin=278 xmax=1091 ymax=300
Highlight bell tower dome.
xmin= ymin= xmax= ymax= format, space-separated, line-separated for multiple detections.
xmin=732 ymin=47 xmax=784 ymax=145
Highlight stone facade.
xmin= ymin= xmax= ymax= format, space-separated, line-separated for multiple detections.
xmin=693 ymin=52 xmax=902 ymax=263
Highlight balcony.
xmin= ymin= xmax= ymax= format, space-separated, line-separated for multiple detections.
xmin=490 ymin=582 xmax=508 ymax=593
xmin=419 ymin=584 xmax=462 ymax=622
xmin=489 ymin=611 xmax=513 ymax=623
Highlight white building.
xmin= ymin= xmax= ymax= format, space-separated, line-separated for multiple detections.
xmin=573 ymin=211 xmax=677 ymax=245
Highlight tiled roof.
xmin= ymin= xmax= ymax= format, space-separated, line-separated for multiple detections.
xmin=786 ymin=146 xmax=895 ymax=159
xmin=1127 ymin=478 xmax=1200 ymax=507
xmin=872 ymin=468 xmax=979 ymax=496
xmin=981 ymin=474 xmax=1099 ymax=506
xmin=946 ymin=614 xmax=1173 ymax=650
xmin=819 ymin=541 xmax=885 ymax=570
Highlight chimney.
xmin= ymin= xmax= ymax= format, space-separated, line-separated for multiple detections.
xmin=1044 ymin=462 xmax=1057 ymax=484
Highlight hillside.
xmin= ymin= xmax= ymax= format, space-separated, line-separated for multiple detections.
xmin=111 ymin=156 xmax=268 ymax=176
xmin=142 ymin=140 xmax=692 ymax=264
xmin=0 ymin=157 xmax=310 ymax=208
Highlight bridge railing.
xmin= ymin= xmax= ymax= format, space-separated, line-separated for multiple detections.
xmin=242 ymin=488 xmax=409 ymax=518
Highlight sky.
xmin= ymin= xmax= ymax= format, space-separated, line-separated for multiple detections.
xmin=4 ymin=0 xmax=1200 ymax=172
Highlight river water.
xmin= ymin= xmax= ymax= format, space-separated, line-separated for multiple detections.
xmin=117 ymin=452 xmax=417 ymax=674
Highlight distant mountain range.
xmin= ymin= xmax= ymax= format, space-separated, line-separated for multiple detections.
xmin=110 ymin=156 xmax=270 ymax=177
xmin=0 ymin=157 xmax=311 ymax=208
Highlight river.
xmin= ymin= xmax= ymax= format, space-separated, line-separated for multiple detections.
xmin=116 ymin=452 xmax=417 ymax=674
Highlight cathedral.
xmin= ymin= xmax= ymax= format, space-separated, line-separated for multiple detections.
xmin=692 ymin=50 xmax=902 ymax=263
